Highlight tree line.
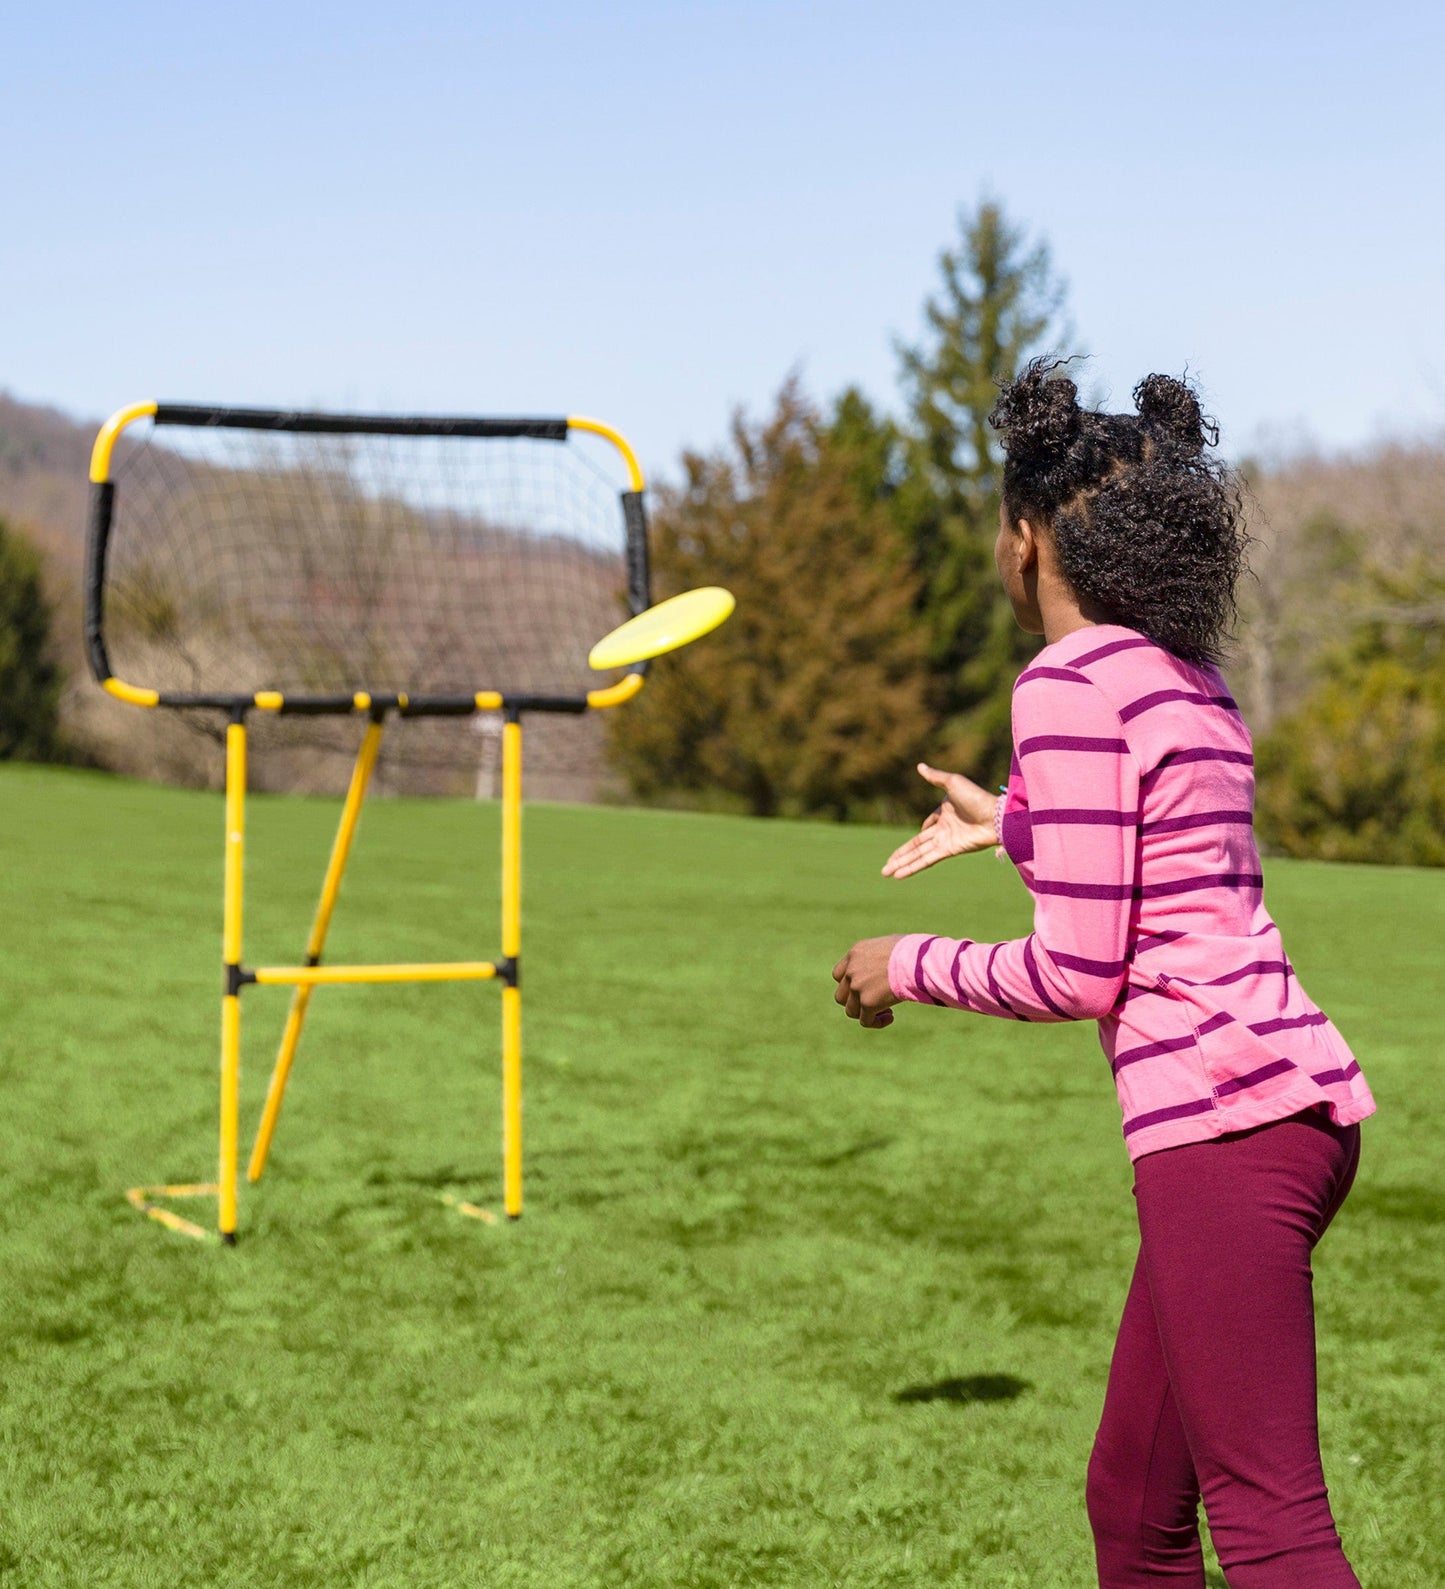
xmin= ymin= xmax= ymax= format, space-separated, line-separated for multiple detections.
xmin=2 ymin=200 xmax=1442 ymax=861
xmin=610 ymin=201 xmax=1053 ymax=822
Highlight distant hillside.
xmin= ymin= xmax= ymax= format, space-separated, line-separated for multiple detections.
xmin=0 ymin=390 xmax=100 ymax=564
xmin=0 ymin=392 xmax=106 ymax=668
xmin=1233 ymin=437 xmax=1445 ymax=730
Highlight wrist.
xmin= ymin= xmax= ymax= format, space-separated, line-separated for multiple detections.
xmin=888 ymin=933 xmax=935 ymax=1002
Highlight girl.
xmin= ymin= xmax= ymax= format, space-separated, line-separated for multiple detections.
xmin=832 ymin=362 xmax=1374 ymax=1588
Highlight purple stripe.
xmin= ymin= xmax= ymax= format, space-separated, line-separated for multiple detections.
xmin=948 ymin=941 xmax=975 ymax=1010
xmin=1030 ymin=807 xmax=1136 ymax=826
xmin=1031 ymin=878 xmax=1137 ymax=901
xmin=1119 ymin=689 xmax=1240 ymax=723
xmin=1112 ymin=1033 xmax=1198 ymax=1074
xmin=1123 ymin=1096 xmax=1216 ymax=1137
xmin=1196 ymin=1011 xmax=1234 ymax=1037
xmin=1018 ymin=666 xmax=1092 ymax=685
xmin=1248 ymin=1010 xmax=1329 ymax=1037
xmin=1137 ymin=872 xmax=1263 ymax=900
xmin=985 ymin=942 xmax=1023 ymax=1021
xmin=1133 ymin=921 xmax=1269 ymax=957
xmin=1214 ymin=1057 xmax=1298 ymax=1097
xmin=1140 ymin=747 xmax=1252 ymax=792
xmin=1200 ymin=959 xmax=1291 ymax=988
xmin=1141 ymin=809 xmax=1254 ymax=835
xmin=1071 ymin=635 xmax=1155 ymax=667
xmin=1032 ymin=872 xmax=1261 ymax=902
xmin=1018 ymin=734 xmax=1130 ymax=757
xmin=1310 ymin=1060 xmax=1362 ymax=1087
xmin=1023 ymin=936 xmax=1068 ymax=1018
xmin=1153 ymin=747 xmax=1253 ymax=767
xmin=1052 ymin=950 xmax=1128 ymax=977
xmin=912 ymin=936 xmax=944 ymax=1005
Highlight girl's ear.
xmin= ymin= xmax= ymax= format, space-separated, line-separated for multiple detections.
xmin=1014 ymin=517 xmax=1040 ymax=572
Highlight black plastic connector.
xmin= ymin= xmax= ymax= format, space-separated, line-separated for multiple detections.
xmin=225 ymin=964 xmax=256 ymax=996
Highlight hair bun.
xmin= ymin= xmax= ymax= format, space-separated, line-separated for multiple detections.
xmin=1133 ymin=374 xmax=1218 ymax=454
xmin=989 ymin=357 xmax=1081 ymax=460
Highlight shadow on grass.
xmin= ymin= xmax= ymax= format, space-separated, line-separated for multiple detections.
xmin=369 ymin=1166 xmax=491 ymax=1190
xmin=893 ymin=1373 xmax=1031 ymax=1405
xmin=814 ymin=1136 xmax=895 ymax=1168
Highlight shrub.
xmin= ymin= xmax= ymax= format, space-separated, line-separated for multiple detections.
xmin=0 ymin=517 xmax=61 ymax=761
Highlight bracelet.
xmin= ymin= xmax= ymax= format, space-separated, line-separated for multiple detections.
xmin=993 ymin=792 xmax=1005 ymax=844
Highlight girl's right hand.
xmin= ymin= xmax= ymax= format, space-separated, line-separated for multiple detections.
xmin=881 ymin=763 xmax=1002 ymax=879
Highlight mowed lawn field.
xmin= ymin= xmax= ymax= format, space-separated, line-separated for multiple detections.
xmin=1 ymin=764 xmax=1441 ymax=1588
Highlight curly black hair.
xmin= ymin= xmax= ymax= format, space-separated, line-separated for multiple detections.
xmin=988 ymin=358 xmax=1248 ymax=665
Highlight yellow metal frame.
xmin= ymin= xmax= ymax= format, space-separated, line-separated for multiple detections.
xmin=143 ymin=678 xmax=646 ymax=1242
xmin=93 ymin=402 xmax=656 ymax=1243
xmin=221 ymin=712 xmax=531 ymax=1237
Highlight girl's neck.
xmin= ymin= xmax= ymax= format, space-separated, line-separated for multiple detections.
xmin=1037 ymin=582 xmax=1114 ymax=648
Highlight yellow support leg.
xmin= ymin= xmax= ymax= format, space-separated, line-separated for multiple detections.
xmin=219 ymin=996 xmax=241 ymax=1240
xmin=248 ymin=719 xmax=384 ymax=1183
xmin=501 ymin=715 xmax=523 ymax=1219
xmin=219 ymin=718 xmax=247 ymax=1242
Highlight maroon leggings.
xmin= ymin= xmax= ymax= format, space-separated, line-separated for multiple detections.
xmin=1087 ymin=1109 xmax=1362 ymax=1588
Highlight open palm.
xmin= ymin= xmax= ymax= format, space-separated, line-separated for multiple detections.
xmin=882 ymin=763 xmax=1001 ymax=880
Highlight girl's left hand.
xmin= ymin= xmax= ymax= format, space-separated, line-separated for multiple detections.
xmin=832 ymin=935 xmax=905 ymax=1029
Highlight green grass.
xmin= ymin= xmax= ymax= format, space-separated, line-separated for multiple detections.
xmin=0 ymin=763 xmax=1441 ymax=1587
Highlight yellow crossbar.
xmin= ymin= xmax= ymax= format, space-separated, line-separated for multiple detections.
xmin=252 ymin=962 xmax=497 ymax=986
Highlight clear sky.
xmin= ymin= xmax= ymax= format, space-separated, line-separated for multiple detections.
xmin=3 ymin=1 xmax=1442 ymax=478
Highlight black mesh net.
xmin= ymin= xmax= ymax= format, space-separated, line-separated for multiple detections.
xmin=97 ymin=416 xmax=642 ymax=797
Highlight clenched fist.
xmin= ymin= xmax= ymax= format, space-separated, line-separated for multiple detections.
xmin=832 ymin=935 xmax=906 ymax=1030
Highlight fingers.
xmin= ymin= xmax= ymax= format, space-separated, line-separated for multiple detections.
xmin=883 ymin=825 xmax=941 ymax=871
xmin=882 ymin=805 xmax=945 ymax=877
xmin=882 ymin=836 xmax=923 ymax=876
xmin=917 ymin=762 xmax=950 ymax=788
xmin=832 ymin=956 xmax=847 ymax=982
xmin=835 ymin=978 xmax=896 ymax=1028
xmin=883 ymin=833 xmax=943 ymax=879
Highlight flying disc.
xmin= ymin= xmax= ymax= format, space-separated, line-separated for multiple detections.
xmin=588 ymin=586 xmax=736 ymax=670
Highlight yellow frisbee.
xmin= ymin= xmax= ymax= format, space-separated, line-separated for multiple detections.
xmin=588 ymin=586 xmax=736 ymax=670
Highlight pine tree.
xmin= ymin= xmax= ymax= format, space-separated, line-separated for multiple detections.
xmin=897 ymin=200 xmax=1069 ymax=781
xmin=608 ymin=380 xmax=933 ymax=819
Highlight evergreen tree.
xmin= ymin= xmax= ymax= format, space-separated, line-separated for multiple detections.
xmin=0 ymin=518 xmax=61 ymax=761
xmin=608 ymin=379 xmax=932 ymax=819
xmin=897 ymin=200 xmax=1069 ymax=780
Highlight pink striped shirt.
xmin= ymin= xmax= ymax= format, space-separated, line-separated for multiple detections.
xmin=887 ymin=624 xmax=1375 ymax=1160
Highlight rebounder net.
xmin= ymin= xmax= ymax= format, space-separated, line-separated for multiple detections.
xmin=87 ymin=407 xmax=649 ymax=795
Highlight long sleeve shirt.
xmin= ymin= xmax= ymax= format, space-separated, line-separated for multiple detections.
xmin=887 ymin=624 xmax=1375 ymax=1161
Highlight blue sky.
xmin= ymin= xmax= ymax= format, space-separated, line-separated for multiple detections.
xmin=2 ymin=1 xmax=1442 ymax=479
